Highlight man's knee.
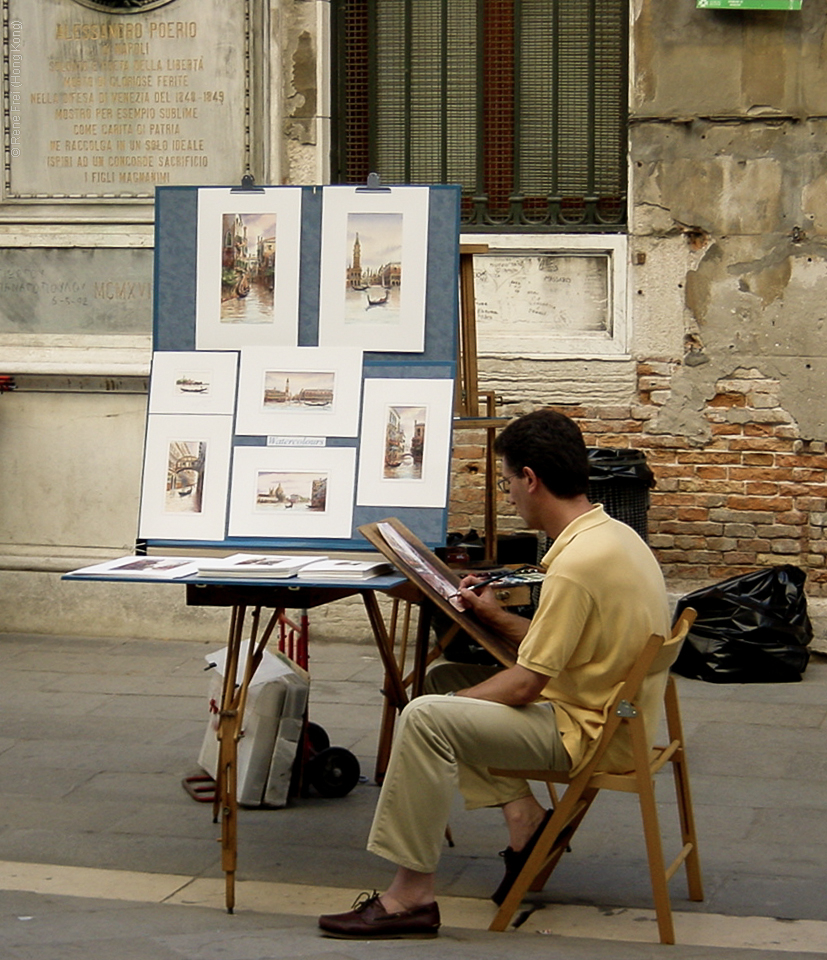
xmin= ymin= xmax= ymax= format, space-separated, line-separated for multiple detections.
xmin=423 ymin=663 xmax=463 ymax=695
xmin=395 ymin=694 xmax=453 ymax=749
xmin=423 ymin=662 xmax=499 ymax=695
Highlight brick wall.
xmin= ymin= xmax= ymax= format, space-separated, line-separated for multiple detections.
xmin=448 ymin=365 xmax=827 ymax=596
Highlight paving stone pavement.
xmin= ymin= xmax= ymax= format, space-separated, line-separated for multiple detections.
xmin=1 ymin=628 xmax=826 ymax=960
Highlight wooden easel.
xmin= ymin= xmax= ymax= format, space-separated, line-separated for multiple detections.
xmin=454 ymin=244 xmax=509 ymax=564
xmin=369 ymin=246 xmax=511 ymax=781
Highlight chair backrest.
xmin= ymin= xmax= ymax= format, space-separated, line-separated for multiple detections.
xmin=650 ymin=608 xmax=696 ymax=676
xmin=566 ymin=608 xmax=696 ymax=780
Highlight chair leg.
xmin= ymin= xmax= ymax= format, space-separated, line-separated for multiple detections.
xmin=671 ymin=747 xmax=704 ymax=901
xmin=528 ymin=787 xmax=597 ymax=892
xmin=488 ymin=789 xmax=595 ymax=932
xmin=640 ymin=784 xmax=676 ymax=942
xmin=665 ymin=678 xmax=703 ymax=902
xmin=632 ymin=728 xmax=676 ymax=945
xmin=489 ymin=806 xmax=568 ymax=932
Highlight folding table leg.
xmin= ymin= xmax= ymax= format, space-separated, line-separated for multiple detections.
xmin=213 ymin=603 xmax=281 ymax=912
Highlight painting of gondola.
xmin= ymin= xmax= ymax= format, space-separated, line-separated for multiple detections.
xmin=255 ymin=471 xmax=328 ymax=513
xmin=220 ymin=212 xmax=277 ymax=323
xmin=262 ymin=370 xmax=335 ymax=410
xmin=383 ymin=405 xmax=425 ymax=480
xmin=139 ymin=414 xmax=233 ymax=542
xmin=318 ymin=186 xmax=429 ymax=352
xmin=148 ymin=352 xmax=238 ymax=416
xmin=343 ymin=213 xmax=402 ymax=324
xmin=165 ymin=440 xmax=206 ymax=513
xmin=196 ymin=187 xmax=301 ymax=350
xmin=175 ymin=372 xmax=211 ymax=396
xmin=357 ymin=378 xmax=454 ymax=509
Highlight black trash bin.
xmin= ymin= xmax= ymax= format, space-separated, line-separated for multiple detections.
xmin=586 ymin=447 xmax=655 ymax=542
xmin=534 ymin=446 xmax=655 ymax=607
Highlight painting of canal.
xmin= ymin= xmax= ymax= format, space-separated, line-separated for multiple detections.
xmin=166 ymin=440 xmax=206 ymax=513
xmin=262 ymin=370 xmax=335 ymax=411
xmin=344 ymin=213 xmax=402 ymax=325
xmin=255 ymin=471 xmax=328 ymax=513
xmin=384 ymin=405 xmax=425 ymax=480
xmin=220 ymin=212 xmax=277 ymax=324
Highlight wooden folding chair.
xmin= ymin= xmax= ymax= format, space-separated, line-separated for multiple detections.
xmin=488 ymin=609 xmax=702 ymax=944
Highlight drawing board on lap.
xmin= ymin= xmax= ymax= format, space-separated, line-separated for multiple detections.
xmin=359 ymin=517 xmax=516 ymax=666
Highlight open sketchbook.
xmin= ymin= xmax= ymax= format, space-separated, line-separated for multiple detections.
xmin=68 ymin=556 xmax=200 ymax=580
xmin=358 ymin=518 xmax=517 ymax=667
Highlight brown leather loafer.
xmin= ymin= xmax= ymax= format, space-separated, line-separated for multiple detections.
xmin=319 ymin=891 xmax=440 ymax=939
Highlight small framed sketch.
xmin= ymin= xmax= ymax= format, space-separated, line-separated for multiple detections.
xmin=148 ymin=351 xmax=239 ymax=415
xmin=318 ymin=186 xmax=429 ymax=353
xmin=357 ymin=378 xmax=454 ymax=508
xmin=228 ymin=446 xmax=357 ymax=540
xmin=235 ymin=346 xmax=364 ymax=437
xmin=138 ymin=414 xmax=233 ymax=542
xmin=195 ymin=187 xmax=303 ymax=350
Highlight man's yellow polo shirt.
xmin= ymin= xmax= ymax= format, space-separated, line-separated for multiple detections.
xmin=517 ymin=504 xmax=672 ymax=775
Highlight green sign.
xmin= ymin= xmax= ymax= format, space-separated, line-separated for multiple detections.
xmin=697 ymin=0 xmax=802 ymax=8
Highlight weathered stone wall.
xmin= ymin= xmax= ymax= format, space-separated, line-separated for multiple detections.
xmin=631 ymin=3 xmax=827 ymax=591
xmin=449 ymin=376 xmax=827 ymax=597
xmin=5 ymin=0 xmax=827 ymax=641
xmin=449 ymin=4 xmax=827 ymax=597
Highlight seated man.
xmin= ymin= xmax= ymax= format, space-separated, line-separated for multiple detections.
xmin=319 ymin=409 xmax=671 ymax=939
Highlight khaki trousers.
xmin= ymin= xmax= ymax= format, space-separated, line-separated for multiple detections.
xmin=366 ymin=691 xmax=570 ymax=874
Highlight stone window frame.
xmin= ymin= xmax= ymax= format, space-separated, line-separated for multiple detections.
xmin=461 ymin=231 xmax=629 ymax=358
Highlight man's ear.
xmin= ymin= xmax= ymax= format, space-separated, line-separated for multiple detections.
xmin=522 ymin=466 xmax=541 ymax=492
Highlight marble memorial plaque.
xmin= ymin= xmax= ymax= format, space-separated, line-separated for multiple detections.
xmin=0 ymin=247 xmax=153 ymax=334
xmin=5 ymin=0 xmax=250 ymax=198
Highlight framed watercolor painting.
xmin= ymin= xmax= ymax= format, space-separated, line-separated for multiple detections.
xmin=148 ymin=351 xmax=239 ymax=416
xmin=195 ymin=187 xmax=302 ymax=350
xmin=318 ymin=186 xmax=429 ymax=353
xmin=138 ymin=414 xmax=234 ymax=542
xmin=228 ymin=445 xmax=357 ymax=540
xmin=235 ymin=346 xmax=363 ymax=437
xmin=356 ymin=378 xmax=454 ymax=508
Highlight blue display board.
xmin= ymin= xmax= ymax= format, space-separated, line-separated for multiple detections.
xmin=143 ymin=184 xmax=460 ymax=552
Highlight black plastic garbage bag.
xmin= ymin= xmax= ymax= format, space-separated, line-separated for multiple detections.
xmin=672 ymin=565 xmax=812 ymax=683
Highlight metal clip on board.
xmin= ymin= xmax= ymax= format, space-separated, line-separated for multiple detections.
xmin=231 ymin=173 xmax=265 ymax=193
xmin=356 ymin=172 xmax=392 ymax=193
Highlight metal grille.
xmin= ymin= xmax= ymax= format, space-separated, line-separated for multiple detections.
xmin=332 ymin=0 xmax=628 ymax=231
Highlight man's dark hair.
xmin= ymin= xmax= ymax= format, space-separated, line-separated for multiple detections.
xmin=494 ymin=409 xmax=589 ymax=498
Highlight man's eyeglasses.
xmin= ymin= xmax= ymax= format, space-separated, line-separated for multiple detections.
xmin=497 ymin=473 xmax=520 ymax=493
